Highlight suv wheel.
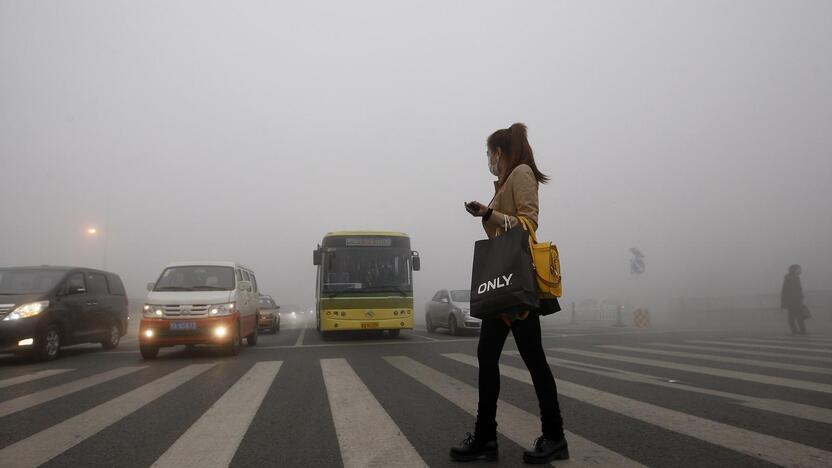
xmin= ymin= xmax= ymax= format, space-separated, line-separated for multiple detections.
xmin=224 ymin=323 xmax=241 ymax=356
xmin=448 ymin=315 xmax=458 ymax=336
xmin=140 ymin=344 xmax=159 ymax=359
xmin=246 ymin=323 xmax=258 ymax=346
xmin=37 ymin=325 xmax=61 ymax=361
xmin=101 ymin=323 xmax=121 ymax=349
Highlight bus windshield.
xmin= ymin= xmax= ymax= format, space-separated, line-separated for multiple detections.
xmin=323 ymin=248 xmax=412 ymax=294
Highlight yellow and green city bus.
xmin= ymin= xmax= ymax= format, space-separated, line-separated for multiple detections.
xmin=313 ymin=231 xmax=420 ymax=337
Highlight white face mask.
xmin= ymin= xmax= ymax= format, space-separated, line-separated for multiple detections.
xmin=488 ymin=154 xmax=500 ymax=176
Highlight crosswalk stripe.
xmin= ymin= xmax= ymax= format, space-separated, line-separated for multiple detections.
xmin=688 ymin=340 xmax=832 ymax=354
xmin=761 ymin=336 xmax=832 ymax=343
xmin=549 ymin=347 xmax=832 ymax=394
xmin=599 ymin=345 xmax=832 ymax=375
xmin=729 ymin=338 xmax=832 ymax=348
xmin=151 ymin=361 xmax=282 ymax=468
xmin=0 ymin=369 xmax=74 ymax=389
xmin=384 ymin=355 xmax=645 ymax=467
xmin=444 ymin=353 xmax=832 ymax=468
xmin=0 ymin=366 xmax=146 ymax=418
xmin=504 ymin=351 xmax=832 ymax=425
xmin=0 ymin=363 xmax=216 ymax=468
xmin=647 ymin=342 xmax=832 ymax=363
xmin=321 ymin=358 xmax=427 ymax=468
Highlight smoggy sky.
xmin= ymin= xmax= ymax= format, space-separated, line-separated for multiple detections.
xmin=2 ymin=1 xmax=831 ymax=313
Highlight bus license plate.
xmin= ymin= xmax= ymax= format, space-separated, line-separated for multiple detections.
xmin=361 ymin=322 xmax=379 ymax=329
xmin=170 ymin=321 xmax=197 ymax=331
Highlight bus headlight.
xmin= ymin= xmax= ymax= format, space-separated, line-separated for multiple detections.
xmin=208 ymin=303 xmax=235 ymax=317
xmin=3 ymin=301 xmax=49 ymax=321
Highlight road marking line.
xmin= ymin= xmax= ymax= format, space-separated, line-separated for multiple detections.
xmin=444 ymin=353 xmax=832 ymax=468
xmin=254 ymin=337 xmax=478 ymax=350
xmin=321 ymin=358 xmax=426 ymax=468
xmin=687 ymin=340 xmax=832 ymax=354
xmin=294 ymin=325 xmax=307 ymax=347
xmin=549 ymin=347 xmax=832 ymax=394
xmin=647 ymin=342 xmax=832 ymax=363
xmin=385 ymin=356 xmax=645 ymax=467
xmin=151 ymin=361 xmax=282 ymax=468
xmin=763 ymin=336 xmax=832 ymax=343
xmin=403 ymin=331 xmax=440 ymax=342
xmin=0 ymin=366 xmax=146 ymax=418
xmin=0 ymin=369 xmax=74 ymax=389
xmin=729 ymin=338 xmax=831 ymax=348
xmin=504 ymin=351 xmax=832 ymax=425
xmin=599 ymin=345 xmax=832 ymax=375
xmin=0 ymin=363 xmax=216 ymax=468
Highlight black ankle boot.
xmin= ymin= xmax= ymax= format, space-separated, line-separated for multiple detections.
xmin=522 ymin=436 xmax=569 ymax=464
xmin=450 ymin=432 xmax=498 ymax=462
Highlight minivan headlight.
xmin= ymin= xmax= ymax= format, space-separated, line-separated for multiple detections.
xmin=208 ymin=303 xmax=235 ymax=317
xmin=3 ymin=301 xmax=49 ymax=321
xmin=143 ymin=304 xmax=166 ymax=317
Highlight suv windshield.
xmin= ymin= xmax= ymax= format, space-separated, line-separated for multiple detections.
xmin=323 ymin=248 xmax=412 ymax=294
xmin=0 ymin=269 xmax=67 ymax=295
xmin=451 ymin=290 xmax=470 ymax=302
xmin=154 ymin=266 xmax=235 ymax=291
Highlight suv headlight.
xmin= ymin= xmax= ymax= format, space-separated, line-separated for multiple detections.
xmin=143 ymin=304 xmax=166 ymax=318
xmin=2 ymin=301 xmax=49 ymax=321
xmin=208 ymin=303 xmax=235 ymax=317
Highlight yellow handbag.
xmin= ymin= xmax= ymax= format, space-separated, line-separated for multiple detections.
xmin=518 ymin=216 xmax=562 ymax=298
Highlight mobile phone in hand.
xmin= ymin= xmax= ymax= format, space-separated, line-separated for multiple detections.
xmin=465 ymin=201 xmax=480 ymax=215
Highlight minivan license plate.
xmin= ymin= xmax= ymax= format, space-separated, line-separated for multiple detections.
xmin=361 ymin=322 xmax=379 ymax=329
xmin=170 ymin=321 xmax=197 ymax=331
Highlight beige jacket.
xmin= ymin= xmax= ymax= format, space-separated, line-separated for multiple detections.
xmin=483 ymin=164 xmax=539 ymax=239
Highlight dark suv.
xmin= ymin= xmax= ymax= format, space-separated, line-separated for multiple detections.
xmin=0 ymin=266 xmax=128 ymax=360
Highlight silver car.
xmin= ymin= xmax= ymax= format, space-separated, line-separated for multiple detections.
xmin=425 ymin=289 xmax=480 ymax=335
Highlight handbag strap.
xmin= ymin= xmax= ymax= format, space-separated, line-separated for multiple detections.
xmin=517 ymin=216 xmax=538 ymax=243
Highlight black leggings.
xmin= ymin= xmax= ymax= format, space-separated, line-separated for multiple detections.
xmin=475 ymin=313 xmax=565 ymax=440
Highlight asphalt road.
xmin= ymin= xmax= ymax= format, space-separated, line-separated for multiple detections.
xmin=1 ymin=317 xmax=830 ymax=468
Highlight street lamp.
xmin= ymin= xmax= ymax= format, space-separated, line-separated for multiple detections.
xmin=85 ymin=226 xmax=107 ymax=269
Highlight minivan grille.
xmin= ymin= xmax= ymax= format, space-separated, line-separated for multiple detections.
xmin=163 ymin=304 xmax=209 ymax=317
xmin=0 ymin=304 xmax=14 ymax=319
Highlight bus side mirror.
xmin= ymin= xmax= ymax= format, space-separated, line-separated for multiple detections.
xmin=412 ymin=251 xmax=421 ymax=271
xmin=313 ymin=249 xmax=322 ymax=266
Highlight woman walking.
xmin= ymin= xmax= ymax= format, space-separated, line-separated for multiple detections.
xmin=781 ymin=264 xmax=808 ymax=335
xmin=451 ymin=123 xmax=568 ymax=464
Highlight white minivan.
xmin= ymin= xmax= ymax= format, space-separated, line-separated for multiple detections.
xmin=139 ymin=261 xmax=260 ymax=359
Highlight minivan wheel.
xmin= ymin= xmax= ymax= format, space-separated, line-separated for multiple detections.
xmin=101 ymin=323 xmax=121 ymax=349
xmin=37 ymin=325 xmax=61 ymax=361
xmin=448 ymin=315 xmax=458 ymax=336
xmin=224 ymin=323 xmax=241 ymax=356
xmin=246 ymin=323 xmax=258 ymax=346
xmin=140 ymin=344 xmax=159 ymax=359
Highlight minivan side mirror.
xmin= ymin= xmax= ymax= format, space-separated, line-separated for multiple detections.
xmin=411 ymin=251 xmax=421 ymax=271
xmin=313 ymin=248 xmax=322 ymax=266
xmin=146 ymin=282 xmax=155 ymax=292
xmin=238 ymin=280 xmax=252 ymax=292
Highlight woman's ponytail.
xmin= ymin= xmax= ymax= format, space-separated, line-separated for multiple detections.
xmin=488 ymin=122 xmax=550 ymax=184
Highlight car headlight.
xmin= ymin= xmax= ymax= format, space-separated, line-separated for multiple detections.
xmin=208 ymin=303 xmax=235 ymax=317
xmin=2 ymin=301 xmax=49 ymax=321
xmin=462 ymin=309 xmax=471 ymax=316
xmin=143 ymin=304 xmax=166 ymax=318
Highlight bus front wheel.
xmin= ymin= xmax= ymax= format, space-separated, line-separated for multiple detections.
xmin=388 ymin=329 xmax=401 ymax=338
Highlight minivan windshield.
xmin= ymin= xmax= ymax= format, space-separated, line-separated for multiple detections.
xmin=451 ymin=290 xmax=470 ymax=302
xmin=0 ymin=269 xmax=67 ymax=295
xmin=154 ymin=266 xmax=235 ymax=291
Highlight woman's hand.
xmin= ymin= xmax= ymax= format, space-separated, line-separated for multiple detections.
xmin=464 ymin=201 xmax=489 ymax=217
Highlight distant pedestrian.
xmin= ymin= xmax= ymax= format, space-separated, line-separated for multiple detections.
xmin=781 ymin=264 xmax=808 ymax=335
xmin=453 ymin=123 xmax=568 ymax=464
